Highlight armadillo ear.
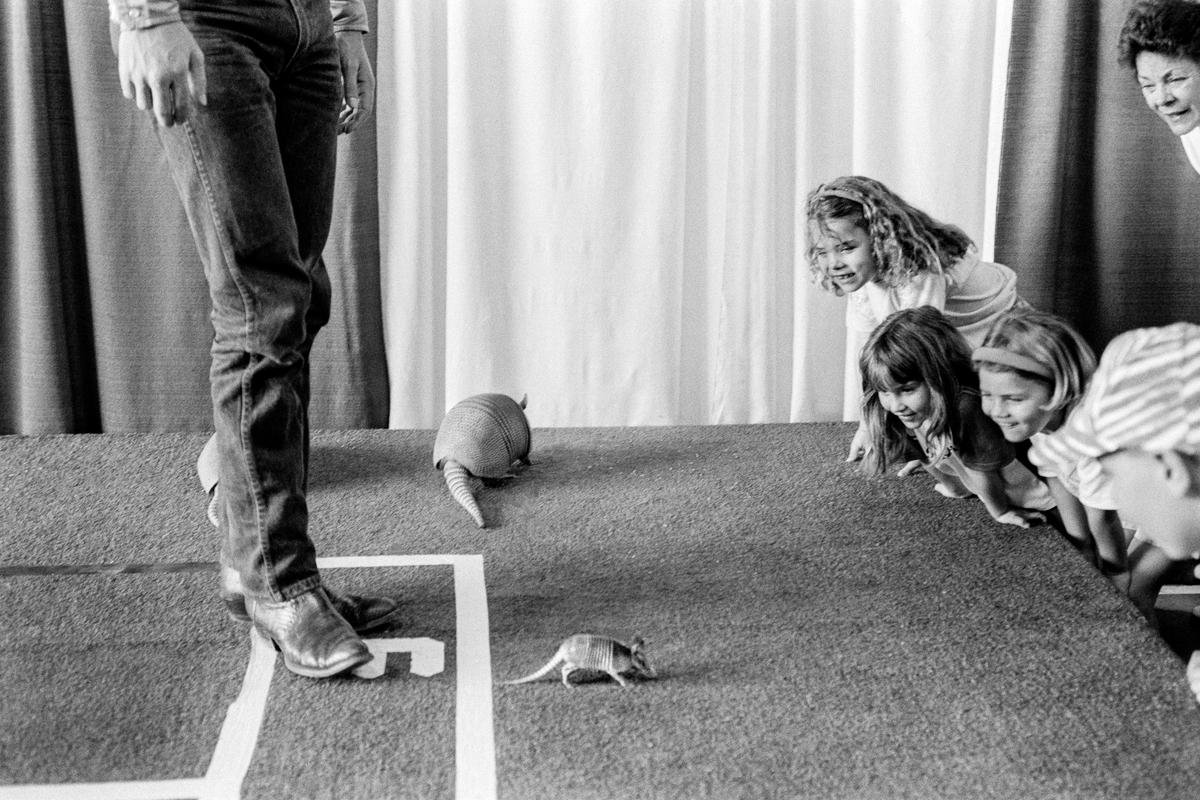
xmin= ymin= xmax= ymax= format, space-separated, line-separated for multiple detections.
xmin=519 ymin=394 xmax=528 ymax=409
xmin=631 ymin=637 xmax=645 ymax=650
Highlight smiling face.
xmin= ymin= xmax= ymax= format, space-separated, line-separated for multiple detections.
xmin=1136 ymin=51 xmax=1200 ymax=136
xmin=808 ymin=217 xmax=879 ymax=294
xmin=978 ymin=367 xmax=1057 ymax=443
xmin=877 ymin=380 xmax=932 ymax=429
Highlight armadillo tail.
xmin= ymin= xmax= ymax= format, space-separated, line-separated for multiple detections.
xmin=503 ymin=660 xmax=559 ymax=685
xmin=443 ymin=460 xmax=486 ymax=528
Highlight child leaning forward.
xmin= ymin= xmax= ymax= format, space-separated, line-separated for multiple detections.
xmin=859 ymin=306 xmax=1054 ymax=528
xmin=1030 ymin=322 xmax=1200 ymax=701
xmin=805 ymin=175 xmax=1026 ymax=461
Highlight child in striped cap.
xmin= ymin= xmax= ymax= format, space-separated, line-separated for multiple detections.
xmin=1030 ymin=322 xmax=1200 ymax=564
xmin=1031 ymin=322 xmax=1200 ymax=701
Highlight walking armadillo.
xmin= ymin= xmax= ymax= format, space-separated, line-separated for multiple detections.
xmin=504 ymin=634 xmax=657 ymax=688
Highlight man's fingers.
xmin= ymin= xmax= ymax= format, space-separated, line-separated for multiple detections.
xmin=357 ymin=76 xmax=375 ymax=117
xmin=133 ymin=80 xmax=151 ymax=112
xmin=151 ymin=80 xmax=175 ymax=127
xmin=116 ymin=23 xmax=205 ymax=126
xmin=190 ymin=48 xmax=208 ymax=106
xmin=172 ymin=82 xmax=193 ymax=124
xmin=119 ymin=65 xmax=134 ymax=100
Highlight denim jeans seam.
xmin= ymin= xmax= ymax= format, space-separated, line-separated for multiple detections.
xmin=284 ymin=0 xmax=307 ymax=73
xmin=182 ymin=119 xmax=280 ymax=601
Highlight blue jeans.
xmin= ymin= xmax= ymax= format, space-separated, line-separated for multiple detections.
xmin=156 ymin=0 xmax=340 ymax=601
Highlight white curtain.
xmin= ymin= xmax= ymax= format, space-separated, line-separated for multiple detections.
xmin=376 ymin=0 xmax=1002 ymax=429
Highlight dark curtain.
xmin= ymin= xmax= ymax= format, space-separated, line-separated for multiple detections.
xmin=0 ymin=0 xmax=388 ymax=434
xmin=997 ymin=0 xmax=1200 ymax=351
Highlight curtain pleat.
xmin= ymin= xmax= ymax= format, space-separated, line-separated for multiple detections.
xmin=997 ymin=0 xmax=1200 ymax=349
xmin=0 ymin=2 xmax=99 ymax=433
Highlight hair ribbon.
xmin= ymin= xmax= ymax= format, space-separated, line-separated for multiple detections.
xmin=972 ymin=347 xmax=1055 ymax=380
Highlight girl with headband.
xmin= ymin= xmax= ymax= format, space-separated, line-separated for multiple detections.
xmin=859 ymin=307 xmax=1053 ymax=529
xmin=974 ymin=308 xmax=1172 ymax=619
xmin=805 ymin=175 xmax=1025 ymax=462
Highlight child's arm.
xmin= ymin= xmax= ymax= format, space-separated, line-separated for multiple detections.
xmin=1085 ymin=505 xmax=1128 ymax=574
xmin=1045 ymin=476 xmax=1128 ymax=577
xmin=1045 ymin=477 xmax=1101 ymax=562
xmin=972 ymin=464 xmax=1046 ymax=528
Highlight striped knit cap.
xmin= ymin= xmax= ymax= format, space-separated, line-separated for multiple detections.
xmin=1030 ymin=323 xmax=1200 ymax=465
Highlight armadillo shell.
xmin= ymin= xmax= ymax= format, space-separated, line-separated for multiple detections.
xmin=433 ymin=393 xmax=532 ymax=479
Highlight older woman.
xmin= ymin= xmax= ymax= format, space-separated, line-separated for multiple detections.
xmin=1119 ymin=0 xmax=1200 ymax=174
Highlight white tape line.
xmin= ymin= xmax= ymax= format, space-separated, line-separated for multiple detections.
xmin=452 ymin=557 xmax=498 ymax=800
xmin=2 ymin=554 xmax=496 ymax=800
xmin=322 ymin=553 xmax=498 ymax=798
xmin=199 ymin=628 xmax=278 ymax=800
xmin=0 ymin=779 xmax=207 ymax=800
xmin=0 ymin=628 xmax=277 ymax=800
xmin=1159 ymin=585 xmax=1200 ymax=596
xmin=318 ymin=554 xmax=469 ymax=569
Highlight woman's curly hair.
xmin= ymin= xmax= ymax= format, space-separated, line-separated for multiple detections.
xmin=1117 ymin=0 xmax=1200 ymax=69
xmin=804 ymin=175 xmax=974 ymax=296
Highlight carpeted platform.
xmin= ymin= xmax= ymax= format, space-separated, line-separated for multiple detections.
xmin=1 ymin=423 xmax=1198 ymax=799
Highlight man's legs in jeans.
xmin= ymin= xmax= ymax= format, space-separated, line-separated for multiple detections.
xmin=158 ymin=0 xmax=367 ymax=677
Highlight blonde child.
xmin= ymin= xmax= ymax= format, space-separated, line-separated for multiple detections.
xmin=805 ymin=175 xmax=1024 ymax=461
xmin=972 ymin=310 xmax=1122 ymax=565
xmin=859 ymin=306 xmax=1053 ymax=528
xmin=974 ymin=309 xmax=1179 ymax=622
xmin=1030 ymin=322 xmax=1200 ymax=700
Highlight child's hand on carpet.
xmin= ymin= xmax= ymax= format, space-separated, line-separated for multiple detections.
xmin=896 ymin=460 xmax=925 ymax=477
xmin=846 ymin=422 xmax=870 ymax=462
xmin=992 ymin=508 xmax=1046 ymax=529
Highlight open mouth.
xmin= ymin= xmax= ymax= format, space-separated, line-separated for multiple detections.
xmin=1164 ymin=107 xmax=1194 ymax=125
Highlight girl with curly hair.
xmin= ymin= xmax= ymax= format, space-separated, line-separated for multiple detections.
xmin=859 ymin=306 xmax=1053 ymax=529
xmin=1118 ymin=0 xmax=1200 ymax=173
xmin=806 ymin=175 xmax=1025 ymax=460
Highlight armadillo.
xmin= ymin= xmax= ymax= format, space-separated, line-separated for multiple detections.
xmin=433 ymin=393 xmax=532 ymax=528
xmin=504 ymin=634 xmax=657 ymax=688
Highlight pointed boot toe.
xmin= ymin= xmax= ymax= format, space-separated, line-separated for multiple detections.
xmin=247 ymin=588 xmax=371 ymax=679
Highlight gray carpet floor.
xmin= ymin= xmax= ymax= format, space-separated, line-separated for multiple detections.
xmin=1 ymin=423 xmax=1198 ymax=799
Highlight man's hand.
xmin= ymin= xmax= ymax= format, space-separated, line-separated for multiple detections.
xmin=118 ymin=22 xmax=206 ymax=127
xmin=336 ymin=31 xmax=375 ymax=134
